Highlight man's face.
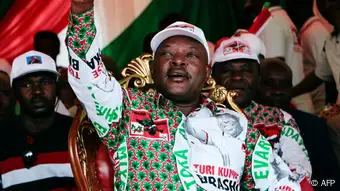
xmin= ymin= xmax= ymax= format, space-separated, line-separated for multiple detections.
xmin=153 ymin=36 xmax=210 ymax=103
xmin=212 ymin=59 xmax=259 ymax=108
xmin=16 ymin=72 xmax=57 ymax=117
xmin=219 ymin=117 xmax=238 ymax=128
xmin=0 ymin=72 xmax=14 ymax=121
xmin=259 ymin=70 xmax=292 ymax=109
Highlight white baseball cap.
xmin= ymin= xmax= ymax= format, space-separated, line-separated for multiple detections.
xmin=0 ymin=58 xmax=11 ymax=77
xmin=10 ymin=50 xmax=60 ymax=86
xmin=150 ymin=21 xmax=210 ymax=63
xmin=233 ymin=31 xmax=267 ymax=58
xmin=212 ymin=37 xmax=259 ymax=66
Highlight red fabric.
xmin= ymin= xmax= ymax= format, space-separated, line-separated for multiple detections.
xmin=248 ymin=8 xmax=271 ymax=35
xmin=0 ymin=0 xmax=70 ymax=63
xmin=96 ymin=144 xmax=114 ymax=191
xmin=214 ymin=37 xmax=230 ymax=51
xmin=0 ymin=151 xmax=70 ymax=174
xmin=290 ymin=101 xmax=297 ymax=109
xmin=300 ymin=177 xmax=314 ymax=191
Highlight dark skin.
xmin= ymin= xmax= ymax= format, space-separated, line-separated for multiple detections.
xmin=0 ymin=72 xmax=15 ymax=122
xmin=258 ymin=59 xmax=293 ymax=110
xmin=71 ymin=0 xmax=210 ymax=116
xmin=291 ymin=0 xmax=340 ymax=98
xmin=212 ymin=59 xmax=260 ymax=109
xmin=14 ymin=72 xmax=58 ymax=134
xmin=153 ymin=36 xmax=210 ymax=116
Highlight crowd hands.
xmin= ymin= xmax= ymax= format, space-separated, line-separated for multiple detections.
xmin=1 ymin=0 xmax=340 ymax=190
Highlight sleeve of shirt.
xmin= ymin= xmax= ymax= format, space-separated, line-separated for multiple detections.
xmin=315 ymin=38 xmax=333 ymax=82
xmin=241 ymin=127 xmax=301 ymax=191
xmin=280 ymin=110 xmax=312 ymax=185
xmin=66 ymin=8 xmax=125 ymax=139
xmin=309 ymin=23 xmax=329 ymax=72
xmin=259 ymin=19 xmax=286 ymax=59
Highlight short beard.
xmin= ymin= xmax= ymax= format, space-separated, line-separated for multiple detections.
xmin=20 ymin=103 xmax=55 ymax=118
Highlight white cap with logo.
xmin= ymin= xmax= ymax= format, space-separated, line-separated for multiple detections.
xmin=10 ymin=50 xmax=60 ymax=86
xmin=212 ymin=37 xmax=259 ymax=66
xmin=150 ymin=21 xmax=210 ymax=63
xmin=233 ymin=31 xmax=267 ymax=58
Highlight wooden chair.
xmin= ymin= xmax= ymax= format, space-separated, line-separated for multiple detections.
xmin=68 ymin=53 xmax=241 ymax=191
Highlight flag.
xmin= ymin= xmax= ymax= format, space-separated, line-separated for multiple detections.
xmin=0 ymin=0 xmax=247 ymax=71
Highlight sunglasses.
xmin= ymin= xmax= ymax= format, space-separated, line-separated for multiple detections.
xmin=22 ymin=136 xmax=36 ymax=168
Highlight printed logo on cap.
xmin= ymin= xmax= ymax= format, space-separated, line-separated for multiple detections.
xmin=26 ymin=56 xmax=42 ymax=65
xmin=167 ymin=24 xmax=195 ymax=32
xmin=223 ymin=40 xmax=251 ymax=56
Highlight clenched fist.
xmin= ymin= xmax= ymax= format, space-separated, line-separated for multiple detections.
xmin=71 ymin=0 xmax=94 ymax=14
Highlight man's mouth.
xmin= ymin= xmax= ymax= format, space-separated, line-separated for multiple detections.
xmin=31 ymin=98 xmax=46 ymax=107
xmin=167 ymin=70 xmax=189 ymax=82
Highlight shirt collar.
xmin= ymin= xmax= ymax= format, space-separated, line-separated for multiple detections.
xmin=243 ymin=101 xmax=261 ymax=115
xmin=268 ymin=6 xmax=282 ymax=13
xmin=300 ymin=16 xmax=321 ymax=34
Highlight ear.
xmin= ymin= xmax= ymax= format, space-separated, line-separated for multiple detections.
xmin=150 ymin=60 xmax=155 ymax=78
xmin=206 ymin=65 xmax=212 ymax=81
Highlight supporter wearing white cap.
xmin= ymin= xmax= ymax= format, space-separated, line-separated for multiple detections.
xmin=0 ymin=50 xmax=77 ymax=190
xmin=65 ymin=1 xmax=302 ymax=190
xmin=10 ymin=50 xmax=70 ymax=117
xmin=211 ymin=37 xmax=313 ymax=190
xmin=246 ymin=0 xmax=315 ymax=114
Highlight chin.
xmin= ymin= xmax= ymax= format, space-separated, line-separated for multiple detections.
xmin=29 ymin=108 xmax=54 ymax=118
xmin=163 ymin=88 xmax=194 ymax=102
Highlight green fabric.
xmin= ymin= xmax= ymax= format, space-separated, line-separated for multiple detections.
xmin=102 ymin=0 xmax=247 ymax=71
xmin=0 ymin=0 xmax=15 ymax=21
xmin=15 ymin=103 xmax=20 ymax=116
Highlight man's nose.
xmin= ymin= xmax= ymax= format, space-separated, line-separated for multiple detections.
xmin=31 ymin=83 xmax=43 ymax=95
xmin=171 ymin=53 xmax=187 ymax=67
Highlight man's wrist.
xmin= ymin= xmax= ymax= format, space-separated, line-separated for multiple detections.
xmin=71 ymin=2 xmax=94 ymax=14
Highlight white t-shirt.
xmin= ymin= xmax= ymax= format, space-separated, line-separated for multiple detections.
xmin=258 ymin=6 xmax=314 ymax=113
xmin=315 ymin=33 xmax=340 ymax=93
xmin=300 ymin=16 xmax=329 ymax=113
xmin=300 ymin=16 xmax=330 ymax=75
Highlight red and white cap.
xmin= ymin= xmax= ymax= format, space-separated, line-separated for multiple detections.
xmin=233 ymin=31 xmax=267 ymax=58
xmin=10 ymin=50 xmax=60 ymax=86
xmin=212 ymin=37 xmax=259 ymax=66
xmin=151 ymin=21 xmax=210 ymax=63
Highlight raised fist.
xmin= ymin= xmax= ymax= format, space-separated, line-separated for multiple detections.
xmin=71 ymin=0 xmax=94 ymax=14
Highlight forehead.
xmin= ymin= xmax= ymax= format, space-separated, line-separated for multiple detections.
xmin=158 ymin=36 xmax=204 ymax=50
xmin=221 ymin=59 xmax=257 ymax=67
xmin=19 ymin=72 xmax=56 ymax=81
xmin=263 ymin=70 xmax=289 ymax=81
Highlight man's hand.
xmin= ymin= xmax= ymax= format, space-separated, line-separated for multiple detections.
xmin=72 ymin=0 xmax=94 ymax=14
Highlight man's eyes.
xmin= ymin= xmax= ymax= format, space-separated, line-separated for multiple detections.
xmin=160 ymin=52 xmax=173 ymax=57
xmin=187 ymin=52 xmax=198 ymax=58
